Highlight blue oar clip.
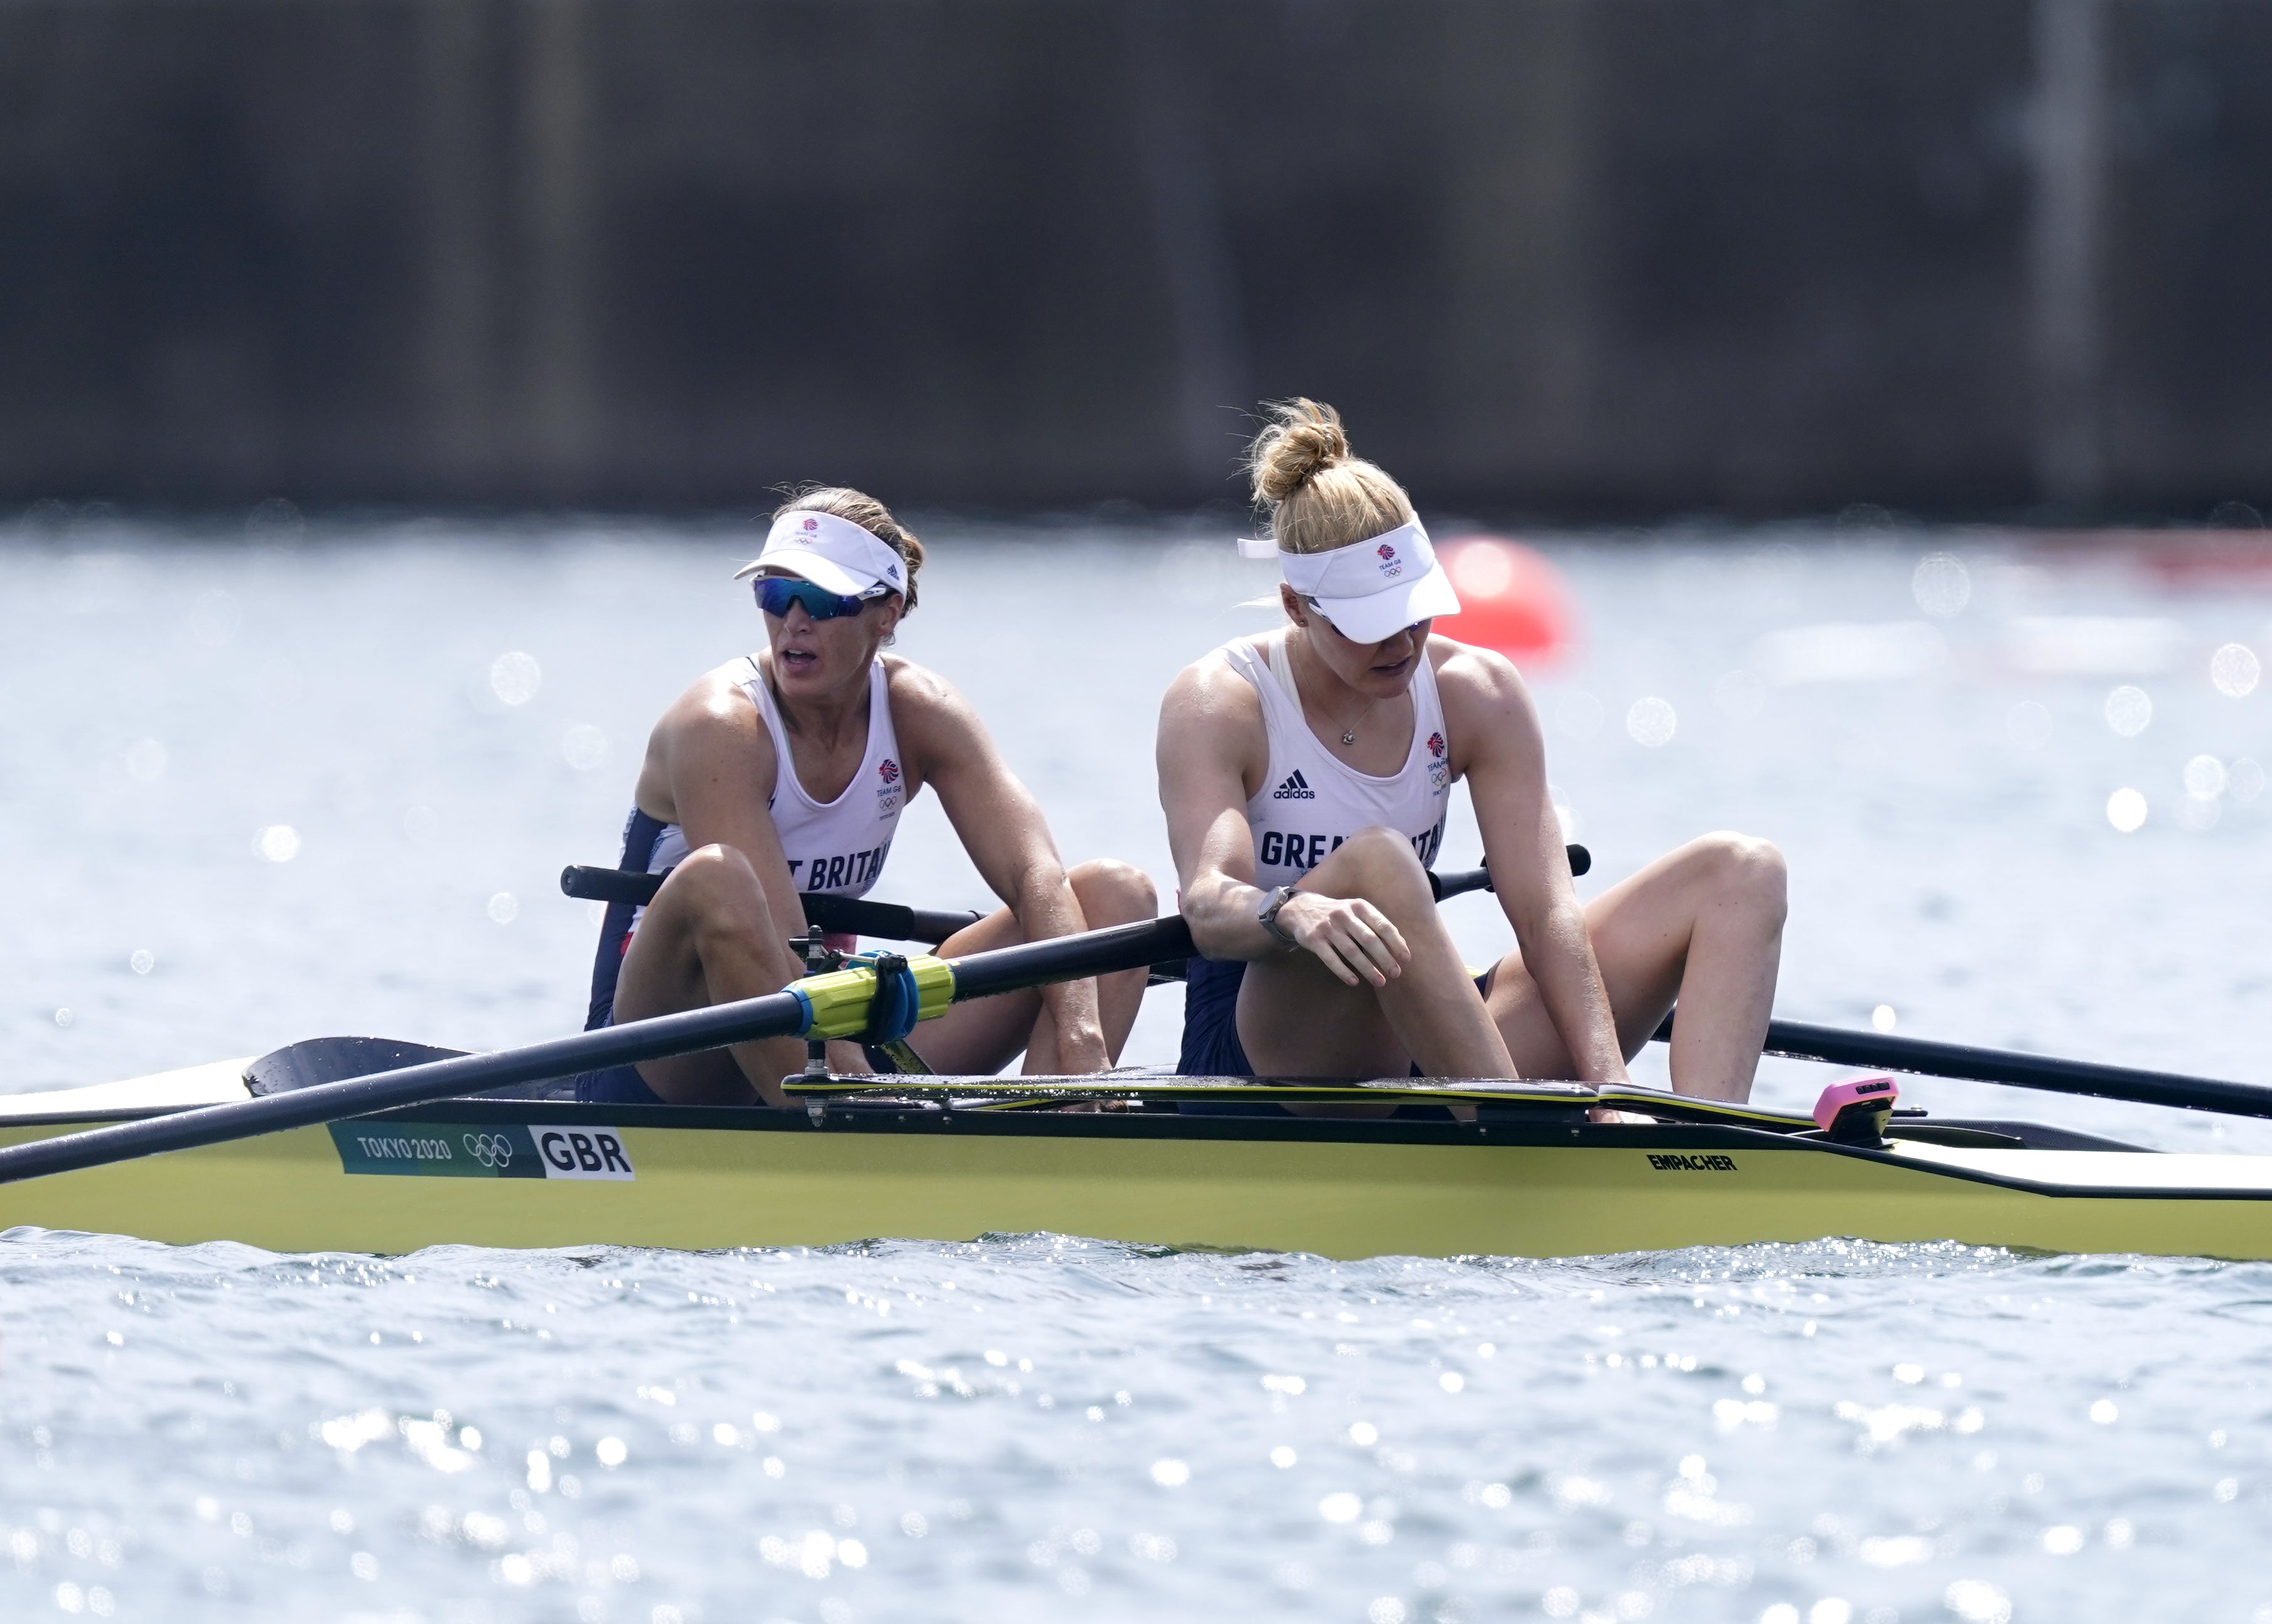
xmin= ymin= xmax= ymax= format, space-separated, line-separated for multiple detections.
xmin=849 ymin=952 xmax=923 ymax=1046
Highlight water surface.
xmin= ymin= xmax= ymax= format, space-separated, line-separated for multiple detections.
xmin=3 ymin=514 xmax=2269 ymax=1620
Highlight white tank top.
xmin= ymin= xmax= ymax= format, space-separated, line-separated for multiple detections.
xmin=1225 ymin=634 xmax=1450 ymax=889
xmin=641 ymin=655 xmax=908 ymax=908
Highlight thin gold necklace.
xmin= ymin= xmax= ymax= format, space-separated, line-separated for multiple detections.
xmin=1295 ymin=633 xmax=1381 ymax=746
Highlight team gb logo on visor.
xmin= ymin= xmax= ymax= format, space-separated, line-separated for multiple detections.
xmin=1376 ymin=542 xmax=1403 ymax=578
xmin=797 ymin=517 xmax=818 ymax=542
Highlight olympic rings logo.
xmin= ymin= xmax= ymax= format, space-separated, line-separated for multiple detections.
xmin=462 ymin=1132 xmax=515 ymax=1170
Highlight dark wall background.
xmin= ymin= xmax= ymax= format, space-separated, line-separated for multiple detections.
xmin=0 ymin=0 xmax=2264 ymax=517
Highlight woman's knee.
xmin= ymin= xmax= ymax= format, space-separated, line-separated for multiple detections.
xmin=1069 ymin=858 xmax=1157 ymax=922
xmin=668 ymin=845 xmax=775 ymax=936
xmin=1318 ymin=826 xmax=1435 ymax=913
xmin=1693 ymin=831 xmax=1787 ymax=922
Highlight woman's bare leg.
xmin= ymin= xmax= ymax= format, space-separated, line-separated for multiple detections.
xmin=906 ymin=859 xmax=1160 ymax=1075
xmin=1013 ymin=861 xmax=1157 ymax=1072
xmin=610 ymin=844 xmax=809 ymax=1105
xmin=1483 ymin=832 xmax=1786 ymax=1100
xmin=1236 ymin=827 xmax=1516 ymax=1078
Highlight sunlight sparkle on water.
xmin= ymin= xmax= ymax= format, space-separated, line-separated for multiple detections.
xmin=1627 ymin=697 xmax=1677 ymax=748
xmin=1943 ymin=1579 xmax=2013 ymax=1623
xmin=1911 ymin=553 xmax=1971 ymax=618
xmin=2106 ymin=788 xmax=2148 ymax=832
xmin=2210 ymin=642 xmax=2261 ymax=697
xmin=2104 ymin=685 xmax=2153 ymax=737
xmin=562 ymin=723 xmax=608 ymax=770
xmin=2173 ymin=793 xmax=2221 ymax=833
xmin=489 ymin=650 xmax=542 ymax=706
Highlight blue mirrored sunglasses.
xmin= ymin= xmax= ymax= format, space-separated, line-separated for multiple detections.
xmin=755 ymin=577 xmax=890 ymax=622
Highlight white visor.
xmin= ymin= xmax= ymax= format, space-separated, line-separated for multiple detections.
xmin=1237 ymin=519 xmax=1460 ymax=643
xmin=733 ymin=510 xmax=907 ymax=598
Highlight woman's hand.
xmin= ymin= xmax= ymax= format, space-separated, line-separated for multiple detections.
xmin=1279 ymin=892 xmax=1413 ymax=987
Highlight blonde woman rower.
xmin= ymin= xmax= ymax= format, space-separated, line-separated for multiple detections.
xmin=1156 ymin=401 xmax=1785 ymax=1099
xmin=577 ymin=488 xmax=1155 ymax=1107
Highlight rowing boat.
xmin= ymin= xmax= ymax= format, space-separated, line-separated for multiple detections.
xmin=4 ymin=1048 xmax=2269 ymax=1261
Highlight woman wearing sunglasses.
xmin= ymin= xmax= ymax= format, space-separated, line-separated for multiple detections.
xmin=1156 ymin=401 xmax=1786 ymax=1102
xmin=576 ymin=487 xmax=1155 ymax=1106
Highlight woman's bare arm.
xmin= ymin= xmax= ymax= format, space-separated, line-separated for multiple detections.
xmin=1438 ymin=642 xmax=1628 ymax=1084
xmin=895 ymin=665 xmax=1108 ymax=1072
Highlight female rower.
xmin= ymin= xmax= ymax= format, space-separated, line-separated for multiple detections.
xmin=578 ymin=488 xmax=1155 ymax=1106
xmin=1156 ymin=401 xmax=1785 ymax=1099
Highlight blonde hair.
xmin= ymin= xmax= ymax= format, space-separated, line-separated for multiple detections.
xmin=1244 ymin=399 xmax=1414 ymax=555
xmin=772 ymin=485 xmax=925 ymax=613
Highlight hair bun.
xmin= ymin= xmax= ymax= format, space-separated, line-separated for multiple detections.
xmin=1249 ymin=398 xmax=1350 ymax=505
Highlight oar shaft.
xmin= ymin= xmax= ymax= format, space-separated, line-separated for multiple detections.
xmin=1649 ymin=1011 xmax=2272 ymax=1121
xmin=1763 ymin=1017 xmax=2272 ymax=1119
xmin=954 ymin=917 xmax=1193 ymax=1000
xmin=0 ymin=914 xmax=1205 ymax=1188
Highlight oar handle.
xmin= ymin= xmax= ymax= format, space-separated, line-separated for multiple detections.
xmin=562 ymin=865 xmax=982 ymax=947
xmin=1426 ymin=845 xmax=1588 ymax=902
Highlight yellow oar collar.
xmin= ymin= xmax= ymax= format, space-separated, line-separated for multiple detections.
xmin=787 ymin=955 xmax=957 ymax=1041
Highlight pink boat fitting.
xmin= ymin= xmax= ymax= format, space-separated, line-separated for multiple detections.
xmin=1814 ymin=1075 xmax=1899 ymax=1144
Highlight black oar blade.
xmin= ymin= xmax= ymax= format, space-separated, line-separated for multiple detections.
xmin=244 ymin=1037 xmax=469 ymax=1097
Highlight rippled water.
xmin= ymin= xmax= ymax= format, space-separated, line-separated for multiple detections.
xmin=7 ymin=1234 xmax=2269 ymax=1623
xmin=4 ymin=513 xmax=2272 ymax=1620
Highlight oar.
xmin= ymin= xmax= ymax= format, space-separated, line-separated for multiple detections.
xmin=0 ymin=855 xmax=1577 ymax=1187
xmin=1652 ymin=1013 xmax=2272 ymax=1121
xmin=0 ymin=914 xmax=1200 ymax=1188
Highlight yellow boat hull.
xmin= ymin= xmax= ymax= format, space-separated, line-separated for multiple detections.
xmin=3 ymin=1085 xmax=2269 ymax=1261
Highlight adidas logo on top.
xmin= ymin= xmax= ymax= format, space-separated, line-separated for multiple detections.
xmin=1271 ymin=770 xmax=1315 ymax=801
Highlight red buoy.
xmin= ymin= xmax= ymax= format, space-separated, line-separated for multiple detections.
xmin=1437 ymin=535 xmax=1577 ymax=668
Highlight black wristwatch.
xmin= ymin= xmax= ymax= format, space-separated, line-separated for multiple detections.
xmin=1257 ymin=885 xmax=1299 ymax=948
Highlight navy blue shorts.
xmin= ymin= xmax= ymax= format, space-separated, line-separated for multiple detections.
xmin=573 ymin=1058 xmax=669 ymax=1105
